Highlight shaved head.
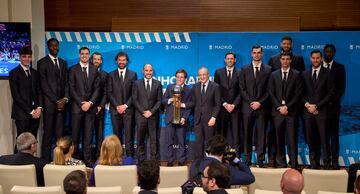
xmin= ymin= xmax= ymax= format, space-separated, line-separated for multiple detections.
xmin=280 ymin=169 xmax=304 ymax=194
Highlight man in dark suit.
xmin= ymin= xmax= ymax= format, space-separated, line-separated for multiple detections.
xmin=239 ymin=45 xmax=271 ymax=167
xmin=0 ymin=132 xmax=47 ymax=186
xmin=214 ymin=52 xmax=241 ymax=153
xmin=69 ymin=47 xmax=100 ymax=167
xmin=91 ymin=52 xmax=108 ymax=157
xmin=9 ymin=46 xmax=42 ymax=138
xmin=201 ymin=162 xmax=231 ymax=194
xmin=137 ymin=160 xmax=160 ymax=194
xmin=323 ymin=44 xmax=346 ymax=169
xmin=267 ymin=36 xmax=305 ymax=167
xmin=162 ymin=69 xmax=191 ymax=166
xmin=107 ymin=51 xmax=137 ymax=157
xmin=184 ymin=67 xmax=221 ymax=160
xmin=132 ymin=64 xmax=162 ymax=162
xmin=302 ymin=50 xmax=334 ymax=169
xmin=37 ymin=38 xmax=68 ymax=163
xmin=268 ymin=52 xmax=303 ymax=168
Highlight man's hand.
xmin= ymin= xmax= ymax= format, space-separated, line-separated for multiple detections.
xmin=143 ymin=110 xmax=152 ymax=118
xmin=306 ymin=103 xmax=317 ymax=114
xmin=180 ymin=118 xmax=186 ymax=125
xmin=250 ymin=101 xmax=261 ymax=110
xmin=278 ymin=106 xmax=288 ymax=115
xmin=81 ymin=101 xmax=91 ymax=112
xmin=56 ymin=98 xmax=66 ymax=111
xmin=116 ymin=104 xmax=127 ymax=114
xmin=224 ymin=104 xmax=235 ymax=113
xmin=208 ymin=117 xmax=216 ymax=127
xmin=96 ymin=106 xmax=102 ymax=115
xmin=32 ymin=107 xmax=42 ymax=119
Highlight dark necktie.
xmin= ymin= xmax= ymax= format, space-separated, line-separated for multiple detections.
xmin=282 ymin=72 xmax=287 ymax=101
xmin=201 ymin=84 xmax=206 ymax=102
xmin=227 ymin=70 xmax=231 ymax=86
xmin=255 ymin=66 xmax=260 ymax=79
xmin=146 ymin=80 xmax=151 ymax=97
xmin=82 ymin=67 xmax=88 ymax=89
xmin=54 ymin=58 xmax=61 ymax=76
xmin=119 ymin=71 xmax=124 ymax=81
xmin=119 ymin=71 xmax=125 ymax=104
xmin=25 ymin=69 xmax=31 ymax=78
xmin=26 ymin=69 xmax=34 ymax=104
xmin=254 ymin=67 xmax=259 ymax=98
xmin=312 ymin=70 xmax=317 ymax=83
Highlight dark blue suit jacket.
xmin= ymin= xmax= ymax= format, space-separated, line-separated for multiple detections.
xmin=162 ymin=84 xmax=192 ymax=124
xmin=189 ymin=156 xmax=255 ymax=185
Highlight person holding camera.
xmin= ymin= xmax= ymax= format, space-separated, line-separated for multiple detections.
xmin=189 ymin=135 xmax=255 ymax=186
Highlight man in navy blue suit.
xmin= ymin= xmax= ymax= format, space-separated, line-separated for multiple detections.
xmin=162 ymin=69 xmax=192 ymax=166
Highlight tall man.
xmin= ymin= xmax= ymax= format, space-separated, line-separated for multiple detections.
xmin=184 ymin=67 xmax=221 ymax=160
xmin=91 ymin=52 xmax=108 ymax=157
xmin=37 ymin=38 xmax=68 ymax=162
xmin=107 ymin=51 xmax=137 ymax=157
xmin=268 ymin=52 xmax=303 ymax=168
xmin=239 ymin=45 xmax=271 ymax=167
xmin=323 ymin=44 xmax=346 ymax=169
xmin=9 ymin=46 xmax=42 ymax=138
xmin=267 ymin=36 xmax=305 ymax=166
xmin=69 ymin=47 xmax=100 ymax=167
xmin=302 ymin=50 xmax=334 ymax=169
xmin=132 ymin=64 xmax=162 ymax=161
xmin=162 ymin=69 xmax=191 ymax=166
xmin=214 ymin=52 xmax=241 ymax=153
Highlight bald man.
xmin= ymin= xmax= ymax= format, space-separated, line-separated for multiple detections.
xmin=280 ymin=169 xmax=304 ymax=194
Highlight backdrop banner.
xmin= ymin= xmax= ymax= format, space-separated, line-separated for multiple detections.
xmin=45 ymin=31 xmax=360 ymax=166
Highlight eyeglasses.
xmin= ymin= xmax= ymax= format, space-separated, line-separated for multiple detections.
xmin=201 ymin=174 xmax=210 ymax=179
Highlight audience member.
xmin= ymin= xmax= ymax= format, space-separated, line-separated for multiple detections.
xmin=63 ymin=170 xmax=87 ymax=194
xmin=0 ymin=132 xmax=47 ymax=186
xmin=355 ymin=175 xmax=360 ymax=194
xmin=137 ymin=160 xmax=160 ymax=194
xmin=202 ymin=161 xmax=230 ymax=194
xmin=53 ymin=136 xmax=84 ymax=165
xmin=280 ymin=169 xmax=304 ymax=194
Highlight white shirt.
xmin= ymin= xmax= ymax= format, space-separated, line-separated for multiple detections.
xmin=252 ymin=62 xmax=262 ymax=77
xmin=281 ymin=67 xmax=290 ymax=80
xmin=48 ymin=54 xmax=59 ymax=68
xmin=117 ymin=67 xmax=127 ymax=80
xmin=79 ymin=62 xmax=89 ymax=77
xmin=144 ymin=78 xmax=152 ymax=91
xmin=20 ymin=64 xmax=31 ymax=76
xmin=200 ymin=79 xmax=210 ymax=92
xmin=226 ymin=66 xmax=234 ymax=78
xmin=323 ymin=60 xmax=333 ymax=70
xmin=312 ymin=66 xmax=321 ymax=78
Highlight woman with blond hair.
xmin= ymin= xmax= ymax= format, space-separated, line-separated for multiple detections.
xmin=90 ymin=135 xmax=135 ymax=186
xmin=52 ymin=136 xmax=84 ymax=165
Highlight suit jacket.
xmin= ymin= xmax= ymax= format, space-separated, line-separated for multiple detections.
xmin=0 ymin=152 xmax=47 ymax=186
xmin=268 ymin=53 xmax=305 ymax=72
xmin=107 ymin=69 xmax=137 ymax=114
xmin=9 ymin=65 xmax=42 ymax=120
xmin=96 ymin=70 xmax=108 ymax=109
xmin=301 ymin=67 xmax=334 ymax=118
xmin=268 ymin=68 xmax=303 ymax=116
xmin=132 ymin=78 xmax=162 ymax=120
xmin=162 ymin=84 xmax=192 ymax=124
xmin=239 ymin=64 xmax=272 ymax=114
xmin=326 ymin=61 xmax=346 ymax=106
xmin=185 ymin=81 xmax=221 ymax=125
xmin=214 ymin=67 xmax=241 ymax=106
xmin=68 ymin=64 xmax=100 ymax=114
xmin=37 ymin=55 xmax=68 ymax=113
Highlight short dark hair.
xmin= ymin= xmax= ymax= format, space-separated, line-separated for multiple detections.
xmin=175 ymin=69 xmax=187 ymax=78
xmin=280 ymin=52 xmax=293 ymax=58
xmin=224 ymin=51 xmax=236 ymax=59
xmin=91 ymin=52 xmax=102 ymax=61
xmin=19 ymin=46 xmax=32 ymax=55
xmin=79 ymin=47 xmax=90 ymax=54
xmin=310 ymin=49 xmax=322 ymax=57
xmin=138 ymin=160 xmax=160 ymax=190
xmin=206 ymin=162 xmax=230 ymax=189
xmin=63 ymin=170 xmax=87 ymax=194
xmin=207 ymin=135 xmax=227 ymax=156
xmin=252 ymin=45 xmax=263 ymax=52
xmin=324 ymin=44 xmax=336 ymax=53
xmin=281 ymin=36 xmax=293 ymax=43
xmin=46 ymin=38 xmax=59 ymax=47
xmin=114 ymin=51 xmax=129 ymax=62
xmin=355 ymin=175 xmax=360 ymax=192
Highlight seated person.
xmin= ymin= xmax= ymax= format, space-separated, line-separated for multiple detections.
xmin=280 ymin=169 xmax=304 ymax=194
xmin=90 ymin=135 xmax=135 ymax=186
xmin=189 ymin=135 xmax=255 ymax=186
xmin=137 ymin=160 xmax=160 ymax=194
xmin=63 ymin=170 xmax=87 ymax=194
xmin=348 ymin=163 xmax=360 ymax=192
xmin=52 ymin=136 xmax=84 ymax=165
xmin=202 ymin=161 xmax=230 ymax=194
xmin=0 ymin=132 xmax=47 ymax=186
xmin=355 ymin=175 xmax=360 ymax=194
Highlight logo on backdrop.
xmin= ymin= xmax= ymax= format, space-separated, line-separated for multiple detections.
xmin=301 ymin=44 xmax=324 ymax=50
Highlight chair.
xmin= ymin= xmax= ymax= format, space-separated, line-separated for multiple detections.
xmin=43 ymin=164 xmax=87 ymax=187
xmin=10 ymin=185 xmax=62 ymax=194
xmin=87 ymin=186 xmax=122 ymax=194
xmin=254 ymin=189 xmax=282 ymax=194
xmin=0 ymin=185 xmax=3 ymax=194
xmin=132 ymin=186 xmax=182 ymax=194
xmin=0 ymin=164 xmax=37 ymax=194
xmin=159 ymin=166 xmax=188 ymax=188
xmin=193 ymin=187 xmax=244 ymax=194
xmin=95 ymin=165 xmax=137 ymax=194
xmin=318 ymin=191 xmax=352 ymax=194
xmin=303 ymin=169 xmax=348 ymax=194
xmin=248 ymin=167 xmax=289 ymax=194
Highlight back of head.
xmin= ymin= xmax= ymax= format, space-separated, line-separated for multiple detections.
xmin=280 ymin=169 xmax=304 ymax=194
xmin=355 ymin=175 xmax=360 ymax=194
xmin=207 ymin=161 xmax=230 ymax=189
xmin=207 ymin=135 xmax=227 ymax=156
xmin=16 ymin=132 xmax=36 ymax=152
xmin=138 ymin=160 xmax=160 ymax=191
xmin=54 ymin=137 xmax=73 ymax=165
xmin=99 ymin=135 xmax=123 ymax=165
xmin=63 ymin=170 xmax=87 ymax=194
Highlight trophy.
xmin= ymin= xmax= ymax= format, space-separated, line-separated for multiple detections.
xmin=172 ymin=85 xmax=183 ymax=124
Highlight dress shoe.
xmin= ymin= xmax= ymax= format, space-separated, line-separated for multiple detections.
xmin=257 ymin=161 xmax=264 ymax=168
xmin=178 ymin=162 xmax=186 ymax=166
xmin=167 ymin=162 xmax=173 ymax=167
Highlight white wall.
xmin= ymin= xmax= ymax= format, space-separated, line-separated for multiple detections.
xmin=0 ymin=0 xmax=45 ymax=155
